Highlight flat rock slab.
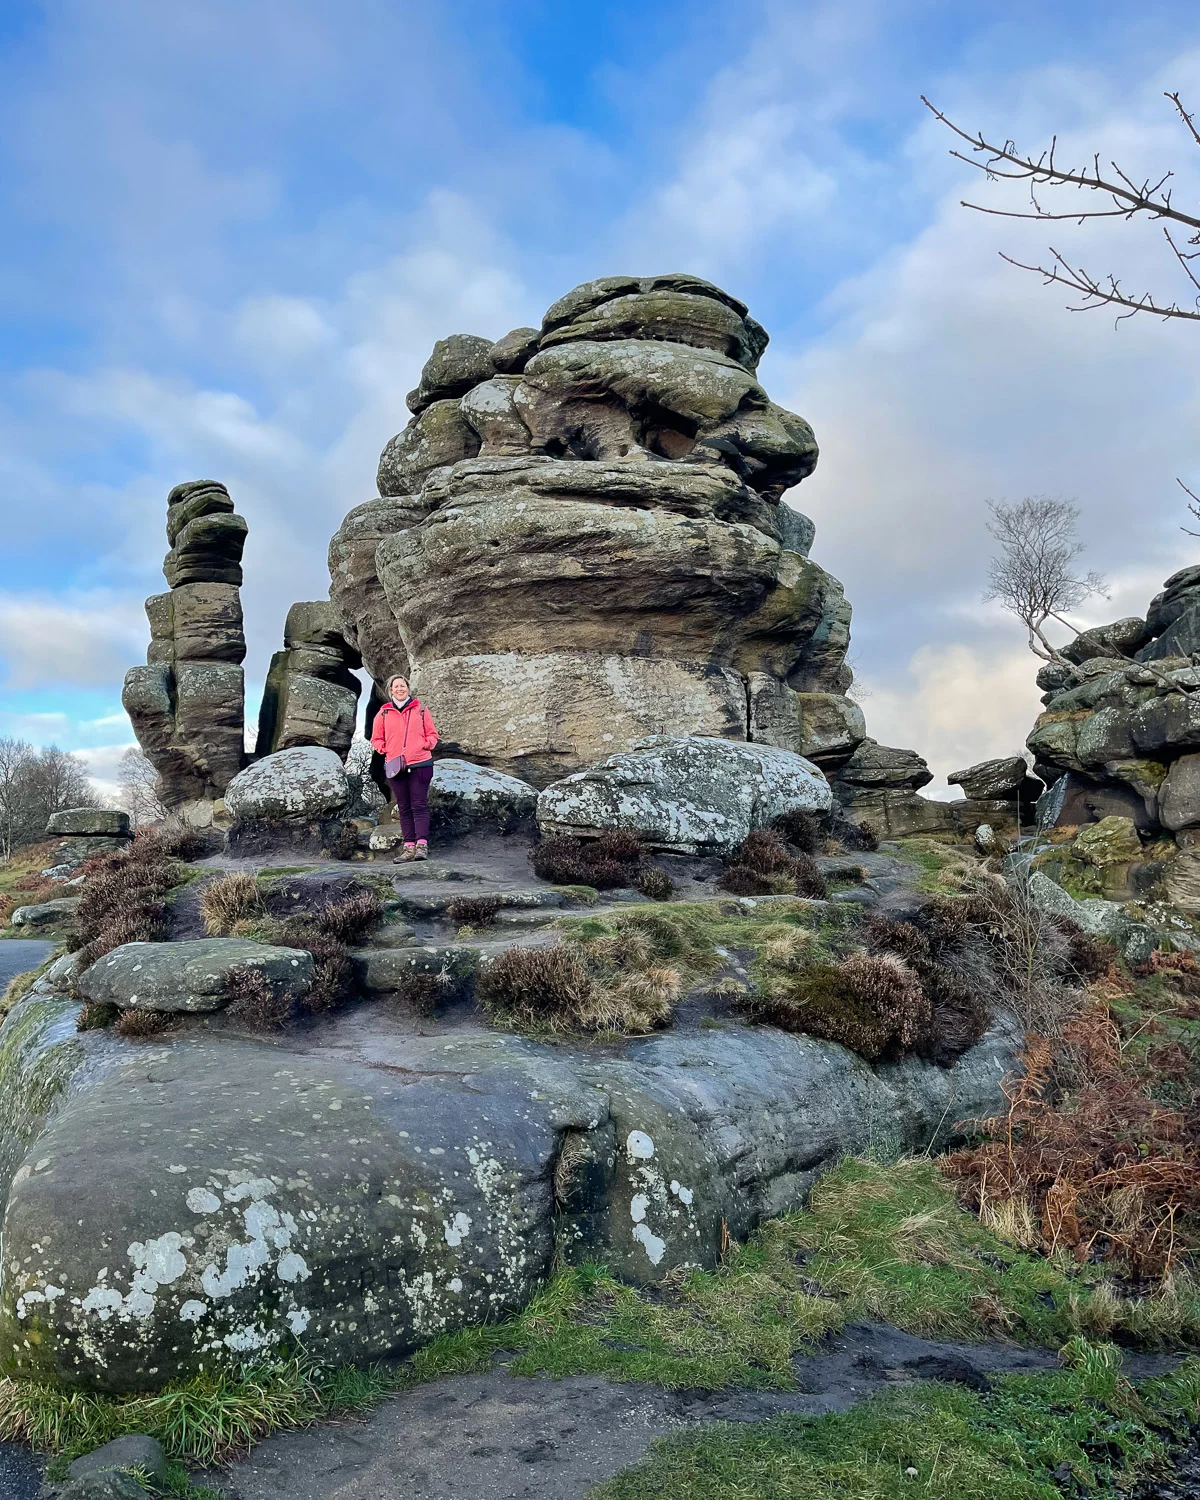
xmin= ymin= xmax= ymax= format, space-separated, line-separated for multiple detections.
xmin=45 ymin=809 xmax=131 ymax=838
xmin=76 ymin=938 xmax=314 ymax=1012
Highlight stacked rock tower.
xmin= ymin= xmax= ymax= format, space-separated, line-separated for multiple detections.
xmin=122 ymin=481 xmax=248 ymax=815
xmin=328 ymin=273 xmax=866 ymax=786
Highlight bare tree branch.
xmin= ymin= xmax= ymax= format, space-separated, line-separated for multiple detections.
xmin=923 ymin=93 xmax=1200 ymax=324
xmin=921 ymin=95 xmax=1200 ymax=232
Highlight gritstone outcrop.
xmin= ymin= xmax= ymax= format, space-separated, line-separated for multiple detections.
xmin=121 ymin=481 xmax=247 ymax=814
xmin=328 ymin=273 xmax=870 ymax=788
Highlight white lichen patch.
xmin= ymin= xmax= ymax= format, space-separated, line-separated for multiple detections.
xmin=632 ymin=1223 xmax=666 ymax=1265
xmin=186 ymin=1188 xmax=221 ymax=1215
xmin=443 ymin=1211 xmax=471 ymax=1247
xmin=625 ymin=1130 xmax=655 ymax=1161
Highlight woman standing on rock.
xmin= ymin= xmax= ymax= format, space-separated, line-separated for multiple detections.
xmin=371 ymin=675 xmax=439 ymax=862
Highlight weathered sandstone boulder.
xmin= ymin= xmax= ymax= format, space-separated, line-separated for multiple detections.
xmin=123 ymin=482 xmax=247 ymax=810
xmin=0 ymin=974 xmax=1015 ymax=1391
xmin=536 ymin=735 xmax=831 ymax=852
xmin=328 ymin=274 xmax=855 ymax=785
xmin=45 ymin=809 xmax=131 ymax=838
xmin=77 ymin=940 xmax=314 ymax=1014
xmin=224 ymin=747 xmax=349 ymax=823
xmin=255 ymin=601 xmax=362 ymax=759
xmin=947 ymin=757 xmax=1043 ymax=804
xmin=9 ymin=899 xmax=80 ymax=931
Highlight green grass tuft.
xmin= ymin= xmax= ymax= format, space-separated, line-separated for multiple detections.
xmin=590 ymin=1356 xmax=1200 ymax=1500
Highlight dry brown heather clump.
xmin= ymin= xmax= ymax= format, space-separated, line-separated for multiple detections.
xmin=114 ymin=1007 xmax=177 ymax=1039
xmin=303 ymin=887 xmax=384 ymax=942
xmin=475 ymin=941 xmax=677 ymax=1034
xmin=530 ymin=831 xmax=674 ymax=899
xmin=70 ymin=829 xmax=185 ymax=973
xmin=224 ymin=967 xmax=293 ymax=1032
xmin=744 ymin=951 xmax=930 ymax=1061
xmin=721 ymin=829 xmax=829 ymax=899
xmin=200 ymin=871 xmax=263 ymax=935
xmin=446 ymin=894 xmax=503 ymax=927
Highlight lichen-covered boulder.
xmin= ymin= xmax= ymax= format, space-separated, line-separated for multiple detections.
xmin=1071 ymin=816 xmax=1142 ymax=867
xmin=45 ymin=809 xmax=131 ymax=839
xmin=537 ymin=735 xmax=831 ymax=851
xmin=225 ymin=747 xmax=349 ymax=822
xmin=76 ymin=940 xmax=314 ymax=1014
xmin=10 ymin=899 xmax=80 ymax=931
xmin=427 ymin=759 xmax=538 ymax=835
xmin=0 ymin=966 xmax=1016 ymax=1393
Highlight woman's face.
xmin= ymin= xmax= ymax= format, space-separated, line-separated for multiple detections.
xmin=389 ymin=677 xmax=409 ymax=701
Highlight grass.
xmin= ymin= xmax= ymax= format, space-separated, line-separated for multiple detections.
xmin=1 ymin=952 xmax=59 ymax=1015
xmin=591 ymin=1358 xmax=1200 ymax=1500
xmin=0 ymin=1158 xmax=1195 ymax=1473
xmin=893 ymin=836 xmax=981 ymax=894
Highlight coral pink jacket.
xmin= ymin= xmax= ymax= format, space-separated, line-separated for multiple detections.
xmin=370 ymin=697 xmax=439 ymax=768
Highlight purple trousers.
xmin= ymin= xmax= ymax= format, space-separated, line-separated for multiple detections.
xmin=386 ymin=762 xmax=434 ymax=844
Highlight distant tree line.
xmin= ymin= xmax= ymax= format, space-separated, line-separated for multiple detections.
xmin=0 ymin=738 xmax=98 ymax=861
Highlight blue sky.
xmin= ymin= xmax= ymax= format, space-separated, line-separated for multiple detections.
xmin=4 ymin=0 xmax=1200 ymax=795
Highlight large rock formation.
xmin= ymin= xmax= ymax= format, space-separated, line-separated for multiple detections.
xmin=1026 ymin=565 xmax=1200 ymax=840
xmin=254 ymin=602 xmax=362 ymax=759
xmin=122 ymin=482 xmax=247 ymax=814
xmin=328 ymin=274 xmax=867 ymax=787
xmin=0 ymin=971 xmax=1015 ymax=1391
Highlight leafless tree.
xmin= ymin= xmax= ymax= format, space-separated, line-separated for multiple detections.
xmin=923 ymin=92 xmax=1200 ymax=325
xmin=984 ymin=497 xmax=1108 ymax=662
xmin=0 ymin=738 xmax=32 ymax=863
xmin=117 ymin=747 xmax=168 ymax=826
xmin=0 ymin=739 xmax=97 ymax=860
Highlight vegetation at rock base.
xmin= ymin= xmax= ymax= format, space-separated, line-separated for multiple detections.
xmin=199 ymin=871 xmax=263 ymax=935
xmin=68 ymin=829 xmax=203 ymax=973
xmin=944 ymin=949 xmax=1200 ymax=1279
xmin=1 ymin=1157 xmax=1196 ymax=1477
xmin=721 ymin=828 xmax=829 ymax=898
xmin=530 ymin=831 xmax=674 ymax=899
xmin=591 ymin=1359 xmax=1200 ymax=1500
xmin=445 ymin=893 xmax=503 ymax=927
xmin=114 ymin=1007 xmax=178 ymax=1039
xmin=742 ymin=951 xmax=931 ymax=1060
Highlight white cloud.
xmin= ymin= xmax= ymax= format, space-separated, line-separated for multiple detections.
xmin=0 ymin=594 xmax=146 ymax=691
xmin=862 ymin=641 xmax=1043 ymax=793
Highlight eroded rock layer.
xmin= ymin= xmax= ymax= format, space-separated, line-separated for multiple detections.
xmin=1026 ymin=565 xmax=1200 ymax=841
xmin=255 ymin=601 xmax=363 ymax=759
xmin=122 ymin=482 xmax=247 ymax=811
xmin=328 ymin=274 xmax=864 ymax=785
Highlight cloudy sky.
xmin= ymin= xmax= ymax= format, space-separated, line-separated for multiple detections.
xmin=3 ymin=0 xmax=1200 ymax=799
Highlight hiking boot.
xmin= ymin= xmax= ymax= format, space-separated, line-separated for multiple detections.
xmin=393 ymin=844 xmax=419 ymax=863
xmin=413 ymin=844 xmax=429 ymax=861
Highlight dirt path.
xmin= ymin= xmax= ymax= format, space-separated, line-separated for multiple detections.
xmin=203 ymin=1324 xmax=1178 ymax=1500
